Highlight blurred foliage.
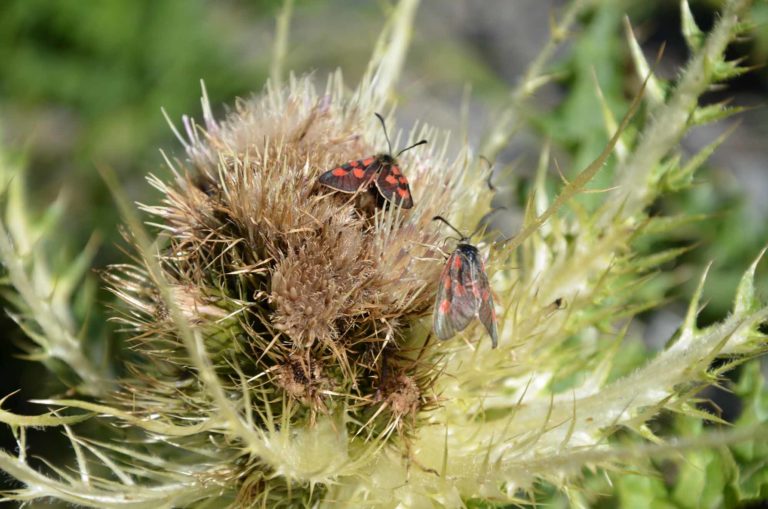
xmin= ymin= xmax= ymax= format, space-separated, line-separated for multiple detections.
xmin=532 ymin=0 xmax=768 ymax=325
xmin=0 ymin=0 xmax=273 ymax=407
xmin=0 ymin=0 xmax=276 ymax=481
xmin=0 ymin=0 xmax=271 ymax=253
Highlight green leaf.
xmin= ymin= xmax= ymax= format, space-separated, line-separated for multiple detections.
xmin=617 ymin=474 xmax=676 ymax=509
xmin=672 ymin=449 xmax=726 ymax=509
xmin=727 ymin=362 xmax=768 ymax=501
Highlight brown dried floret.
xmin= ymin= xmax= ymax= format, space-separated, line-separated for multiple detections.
xmin=274 ymin=354 xmax=328 ymax=411
xmin=269 ymin=216 xmax=374 ymax=348
xmin=384 ymin=373 xmax=421 ymax=417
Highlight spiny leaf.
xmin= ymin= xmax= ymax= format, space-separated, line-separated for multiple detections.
xmin=678 ymin=262 xmax=712 ymax=348
xmin=665 ymin=122 xmax=738 ymax=191
xmin=680 ymin=0 xmax=704 ymax=51
xmin=630 ymin=245 xmax=696 ymax=273
xmin=0 ymin=395 xmax=92 ymax=428
xmin=31 ymin=399 xmax=215 ymax=437
xmin=624 ymin=17 xmax=664 ymax=107
xmin=500 ymin=57 xmax=656 ymax=254
xmin=710 ymin=58 xmax=751 ymax=81
xmin=689 ymin=101 xmax=749 ymax=126
xmin=734 ymin=248 xmax=767 ymax=316
xmin=641 ymin=213 xmax=710 ymax=235
xmin=592 ymin=68 xmax=627 ymax=162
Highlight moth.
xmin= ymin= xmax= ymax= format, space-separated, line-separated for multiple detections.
xmin=318 ymin=113 xmax=427 ymax=209
xmin=432 ymin=216 xmax=498 ymax=348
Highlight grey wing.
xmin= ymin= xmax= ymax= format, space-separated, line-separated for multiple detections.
xmin=433 ymin=252 xmax=480 ymax=341
xmin=476 ymin=263 xmax=498 ymax=348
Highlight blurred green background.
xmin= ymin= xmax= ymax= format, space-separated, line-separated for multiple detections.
xmin=0 ymin=0 xmax=766 ymax=505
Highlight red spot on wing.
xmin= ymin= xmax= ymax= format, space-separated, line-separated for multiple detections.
xmin=372 ymin=162 xmax=414 ymax=208
xmin=319 ymin=159 xmax=376 ymax=193
xmin=391 ymin=166 xmax=401 ymax=176
xmin=439 ymin=299 xmax=451 ymax=314
xmin=362 ymin=158 xmax=375 ymax=166
xmin=452 ymin=256 xmax=462 ymax=270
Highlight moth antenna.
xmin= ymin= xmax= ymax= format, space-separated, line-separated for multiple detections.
xmin=374 ymin=112 xmax=393 ymax=156
xmin=479 ymin=155 xmax=495 ymax=191
xmin=469 ymin=207 xmax=508 ymax=238
xmin=395 ymin=139 xmax=428 ymax=158
xmin=433 ymin=215 xmax=467 ymax=241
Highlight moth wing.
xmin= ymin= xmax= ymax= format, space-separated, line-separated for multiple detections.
xmin=433 ymin=257 xmax=457 ymax=341
xmin=373 ymin=162 xmax=413 ymax=208
xmin=474 ymin=258 xmax=499 ymax=348
xmin=433 ymin=251 xmax=479 ymax=341
xmin=318 ymin=158 xmax=379 ymax=193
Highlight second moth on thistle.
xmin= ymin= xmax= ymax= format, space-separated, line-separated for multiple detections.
xmin=432 ymin=215 xmax=499 ymax=348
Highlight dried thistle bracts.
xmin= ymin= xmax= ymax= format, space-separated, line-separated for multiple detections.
xmin=105 ymin=75 xmax=495 ymax=444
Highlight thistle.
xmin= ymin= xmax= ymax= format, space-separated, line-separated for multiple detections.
xmin=0 ymin=0 xmax=766 ymax=507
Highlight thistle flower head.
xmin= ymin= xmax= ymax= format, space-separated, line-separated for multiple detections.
xmin=107 ymin=73 xmax=494 ymax=447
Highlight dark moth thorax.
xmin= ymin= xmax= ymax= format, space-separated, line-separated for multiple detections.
xmin=375 ymin=153 xmax=396 ymax=165
xmin=455 ymin=243 xmax=480 ymax=260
